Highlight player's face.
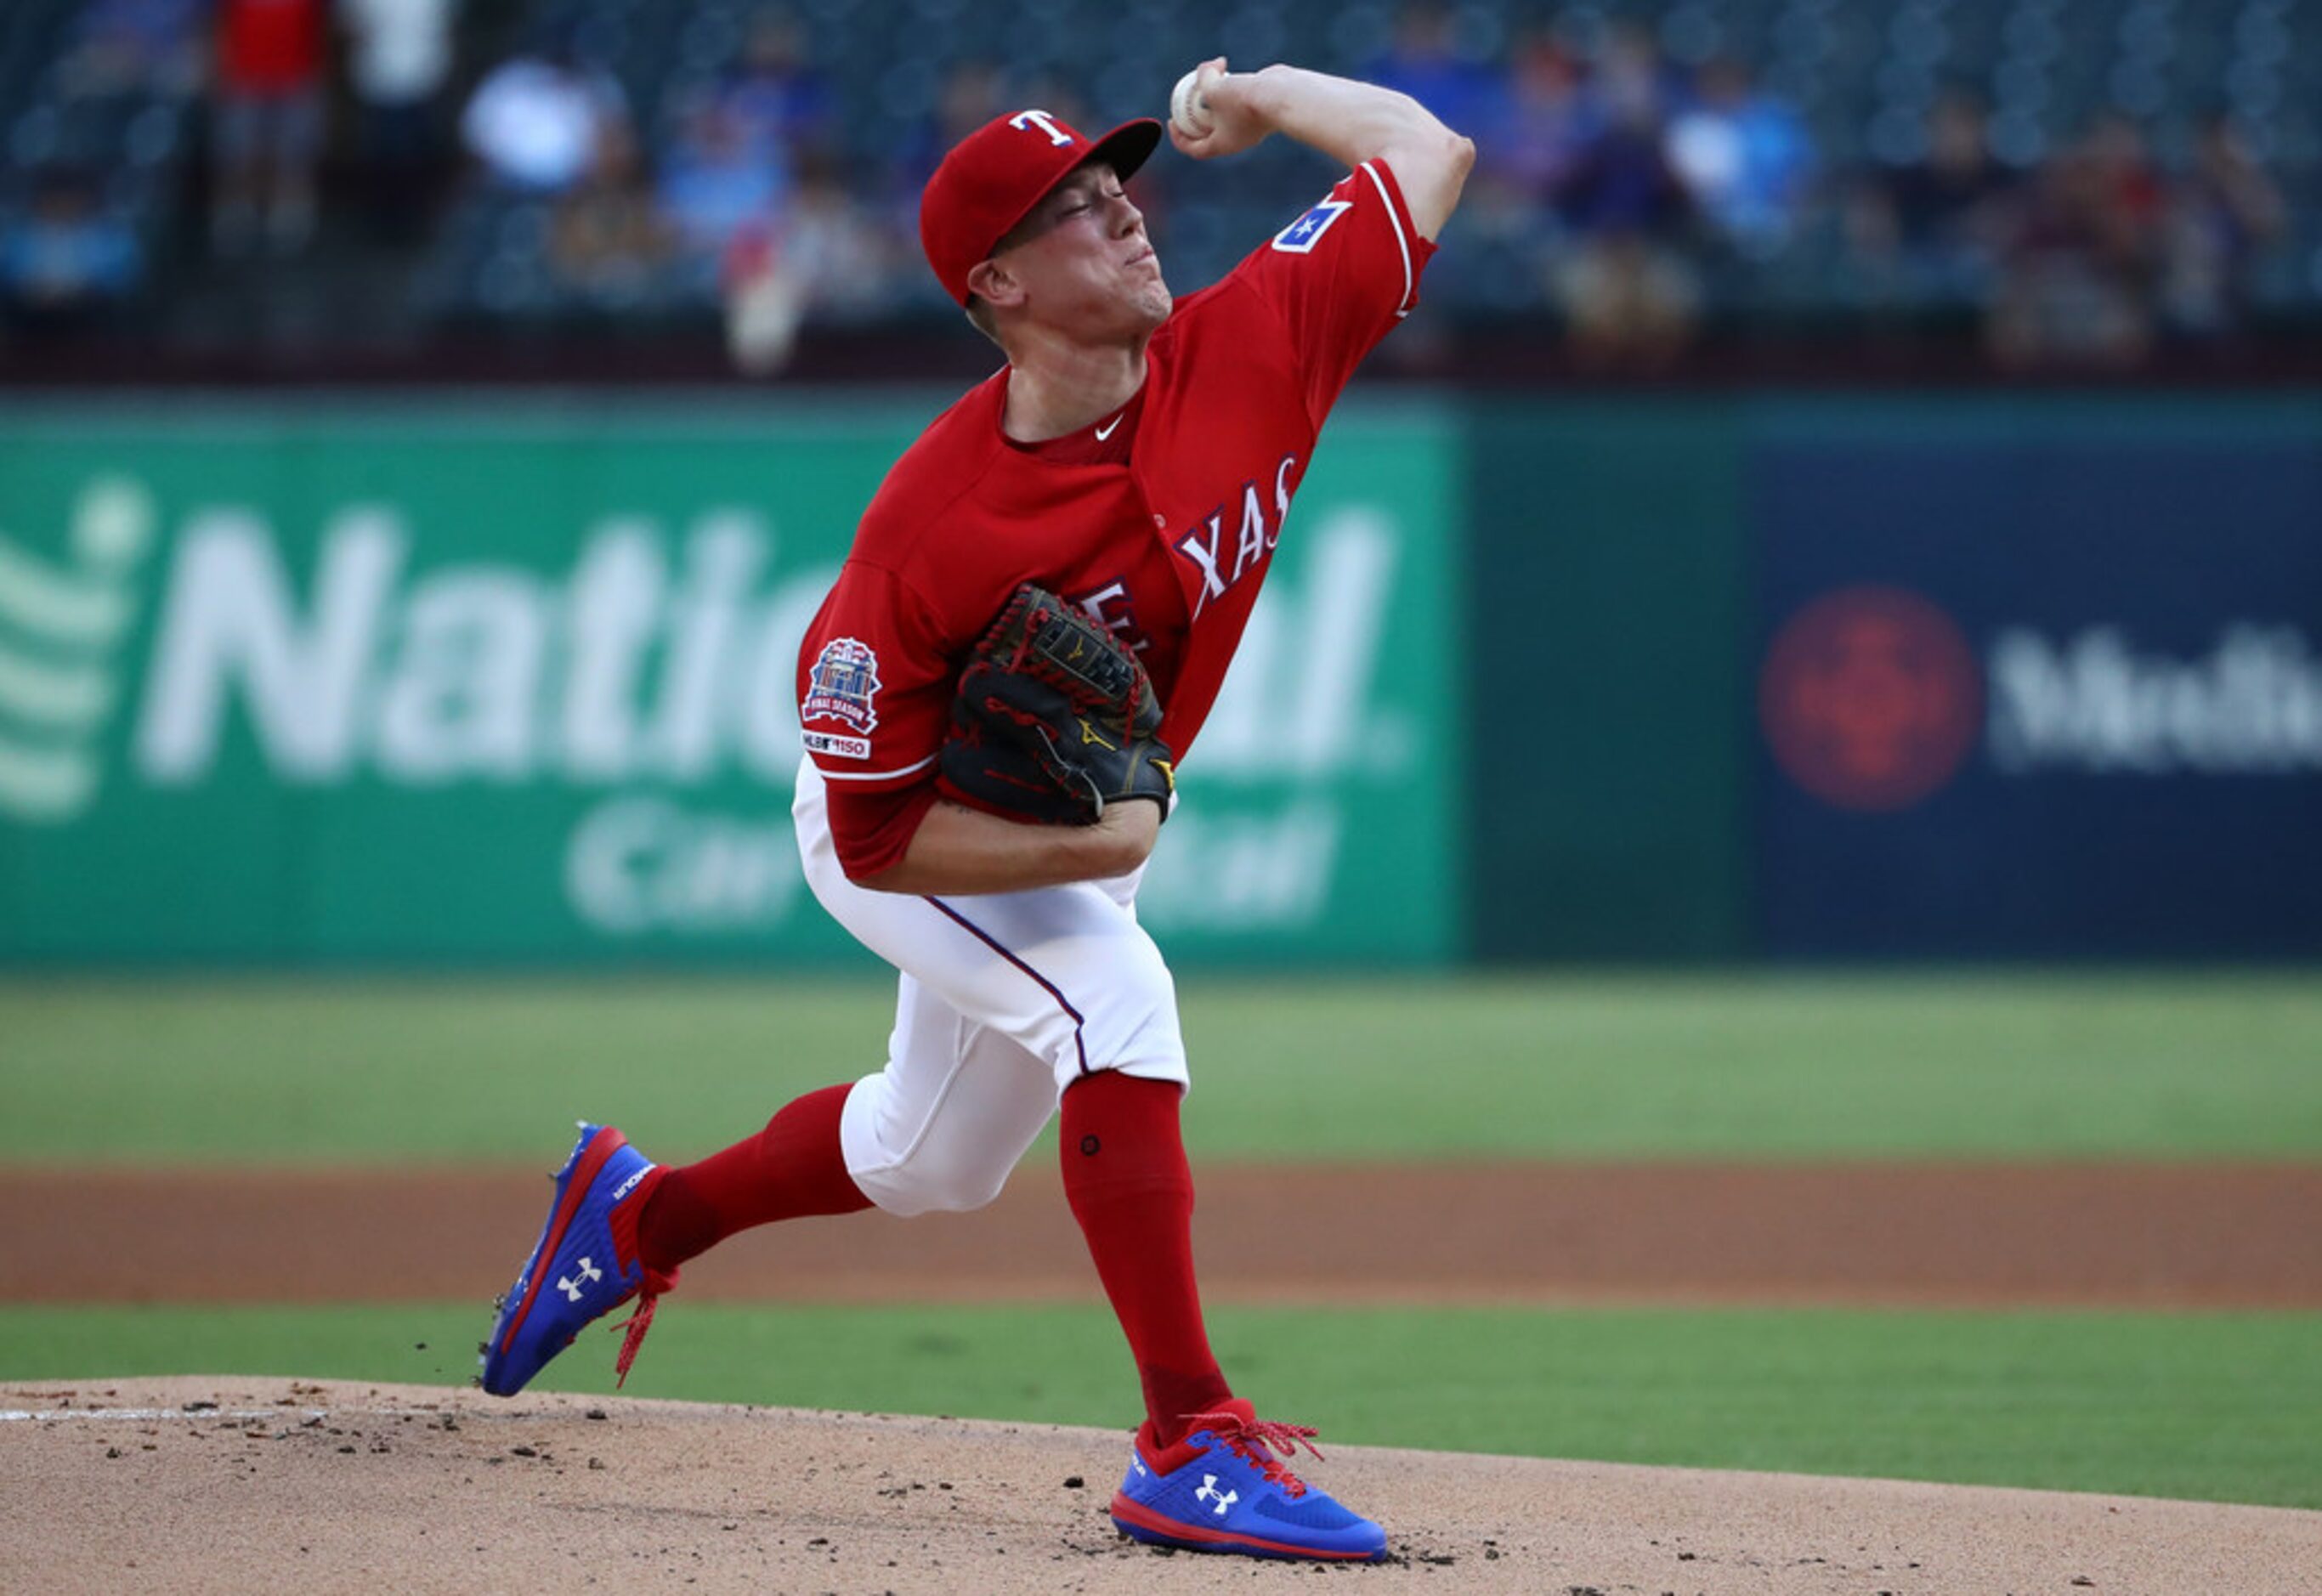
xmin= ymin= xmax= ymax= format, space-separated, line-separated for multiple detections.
xmin=992 ymin=164 xmax=1170 ymax=339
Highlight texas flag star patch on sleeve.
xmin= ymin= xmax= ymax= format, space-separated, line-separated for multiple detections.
xmin=1271 ymin=199 xmax=1351 ymax=254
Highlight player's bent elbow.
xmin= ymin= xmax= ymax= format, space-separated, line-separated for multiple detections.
xmin=1384 ymin=125 xmax=1474 ymax=177
xmin=1383 ymin=131 xmax=1475 ymax=241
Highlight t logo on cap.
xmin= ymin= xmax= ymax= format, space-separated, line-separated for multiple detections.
xmin=1009 ymin=110 xmax=1075 ymax=146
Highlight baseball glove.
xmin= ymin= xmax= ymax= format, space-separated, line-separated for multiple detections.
xmin=939 ymin=584 xmax=1176 ymax=825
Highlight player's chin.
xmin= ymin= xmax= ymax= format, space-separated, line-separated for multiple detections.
xmin=1129 ymin=279 xmax=1172 ymax=328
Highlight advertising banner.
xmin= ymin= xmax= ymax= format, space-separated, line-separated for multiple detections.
xmin=0 ymin=402 xmax=1460 ymax=966
xmin=1751 ymin=403 xmax=2322 ymax=957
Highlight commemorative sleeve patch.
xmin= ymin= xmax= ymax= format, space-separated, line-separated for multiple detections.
xmin=1271 ymin=199 xmax=1352 ymax=255
xmin=801 ymin=637 xmax=882 ymax=734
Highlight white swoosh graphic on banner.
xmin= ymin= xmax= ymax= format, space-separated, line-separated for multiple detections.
xmin=0 ymin=648 xmax=114 ymax=727
xmin=0 ymin=541 xmax=131 ymax=645
xmin=0 ymin=736 xmax=96 ymax=821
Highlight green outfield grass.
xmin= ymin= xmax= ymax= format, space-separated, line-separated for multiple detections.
xmin=2 ymin=973 xmax=2318 ymax=1164
xmin=3 ymin=1302 xmax=2315 ymax=1510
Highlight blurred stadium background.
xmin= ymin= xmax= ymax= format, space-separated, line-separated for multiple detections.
xmin=3 ymin=0 xmax=2322 ymax=378
xmin=3 ymin=0 xmax=2321 ymax=1531
xmin=3 ymin=0 xmax=2319 ymax=961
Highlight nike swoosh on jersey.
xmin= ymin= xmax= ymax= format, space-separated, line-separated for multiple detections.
xmin=1094 ymin=415 xmax=1124 ymax=440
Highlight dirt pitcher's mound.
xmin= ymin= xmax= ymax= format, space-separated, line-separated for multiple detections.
xmin=3 ymin=1379 xmax=2315 ymax=1595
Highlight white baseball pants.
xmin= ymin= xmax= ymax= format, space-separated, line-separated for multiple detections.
xmin=793 ymin=761 xmax=1189 ymax=1217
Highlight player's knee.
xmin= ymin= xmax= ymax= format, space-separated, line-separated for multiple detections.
xmin=932 ymin=1157 xmax=1014 ymax=1214
xmin=1087 ymin=961 xmax=1186 ymax=1082
xmin=856 ymin=1147 xmax=1015 ymax=1217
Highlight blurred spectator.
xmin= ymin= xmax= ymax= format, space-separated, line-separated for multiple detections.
xmin=723 ymin=150 xmax=902 ymax=375
xmin=932 ymin=60 xmax=1011 ymax=145
xmin=1484 ymin=32 xmax=1593 ymax=201
xmin=880 ymin=58 xmax=1008 ymax=292
xmin=1989 ymin=116 xmax=2166 ymax=369
xmin=1550 ymin=25 xmax=1698 ymax=368
xmin=1590 ymin=18 xmax=1685 ymax=131
xmin=338 ymin=0 xmax=461 ymax=245
xmin=548 ymin=132 xmax=675 ymax=308
xmin=1 ymin=169 xmax=141 ymax=342
xmin=2161 ymin=113 xmax=2287 ymax=338
xmin=461 ymin=42 xmax=631 ymax=195
xmin=716 ymin=9 xmax=836 ymax=164
xmin=1848 ymin=92 xmax=2019 ymax=308
xmin=656 ymin=99 xmax=790 ymax=273
xmin=1448 ymin=31 xmax=1589 ymax=315
xmin=889 ymin=59 xmax=1009 ymax=203
xmin=1664 ymin=57 xmax=1813 ymax=257
xmin=59 ymin=0 xmax=205 ymax=100
xmin=211 ymin=0 xmax=328 ymax=255
xmin=1366 ymin=1 xmax=1505 ymax=134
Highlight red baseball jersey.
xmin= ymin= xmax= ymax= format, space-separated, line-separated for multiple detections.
xmin=799 ymin=158 xmax=1438 ymax=877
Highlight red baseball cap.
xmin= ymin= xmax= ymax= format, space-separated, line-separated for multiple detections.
xmin=920 ymin=109 xmax=1164 ymax=305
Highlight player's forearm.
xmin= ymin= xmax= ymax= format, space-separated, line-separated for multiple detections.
xmin=1233 ymin=65 xmax=1439 ymax=167
xmin=857 ymin=797 xmax=1160 ymax=895
xmin=1226 ymin=65 xmax=1475 ymax=237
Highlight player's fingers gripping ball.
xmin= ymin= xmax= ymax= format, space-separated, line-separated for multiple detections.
xmin=941 ymin=585 xmax=1177 ymax=825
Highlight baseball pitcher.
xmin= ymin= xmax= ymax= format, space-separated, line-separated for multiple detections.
xmin=480 ymin=56 xmax=1473 ymax=1564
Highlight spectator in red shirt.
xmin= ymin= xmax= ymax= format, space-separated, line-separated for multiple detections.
xmin=1991 ymin=114 xmax=2166 ymax=369
xmin=211 ymin=0 xmax=327 ymax=255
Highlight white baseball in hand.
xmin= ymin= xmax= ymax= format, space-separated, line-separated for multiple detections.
xmin=1170 ymin=70 xmax=1214 ymax=138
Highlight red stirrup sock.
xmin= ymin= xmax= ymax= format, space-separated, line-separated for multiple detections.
xmin=636 ymin=1083 xmax=872 ymax=1273
xmin=1059 ymin=1070 xmax=1233 ymax=1448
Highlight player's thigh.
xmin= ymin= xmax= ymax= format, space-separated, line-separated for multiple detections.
xmin=795 ymin=767 xmax=1186 ymax=1091
xmin=908 ymin=885 xmax=1185 ymax=1086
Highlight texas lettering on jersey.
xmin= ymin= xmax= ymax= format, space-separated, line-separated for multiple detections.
xmin=1056 ymin=448 xmax=1294 ymax=655
xmin=1172 ymin=454 xmax=1300 ymax=619
xmin=797 ymin=158 xmax=1436 ymax=875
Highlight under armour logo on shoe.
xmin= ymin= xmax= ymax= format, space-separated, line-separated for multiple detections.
xmin=1196 ymin=1474 xmax=1238 ymax=1516
xmin=558 ymin=1258 xmax=603 ymax=1301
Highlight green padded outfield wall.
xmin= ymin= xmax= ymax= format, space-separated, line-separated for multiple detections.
xmin=1465 ymin=402 xmax=1750 ymax=960
xmin=0 ymin=400 xmax=1463 ymax=967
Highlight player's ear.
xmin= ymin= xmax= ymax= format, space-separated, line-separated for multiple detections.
xmin=966 ymin=258 xmax=1025 ymax=310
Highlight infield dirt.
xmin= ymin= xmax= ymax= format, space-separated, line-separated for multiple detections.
xmin=6 ymin=1378 xmax=2319 ymax=1595
xmin=9 ymin=1160 xmax=2322 ymax=1308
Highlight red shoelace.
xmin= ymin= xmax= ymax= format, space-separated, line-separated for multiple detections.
xmin=1181 ymin=1409 xmax=1326 ymax=1499
xmin=609 ymin=1268 xmax=678 ymax=1387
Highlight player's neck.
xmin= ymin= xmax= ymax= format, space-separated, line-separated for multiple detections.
xmin=1000 ymin=337 xmax=1149 ymax=444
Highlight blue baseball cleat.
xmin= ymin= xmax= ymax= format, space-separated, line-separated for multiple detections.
xmin=1109 ymin=1399 xmax=1387 ymax=1562
xmin=479 ymin=1123 xmax=674 ymax=1397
